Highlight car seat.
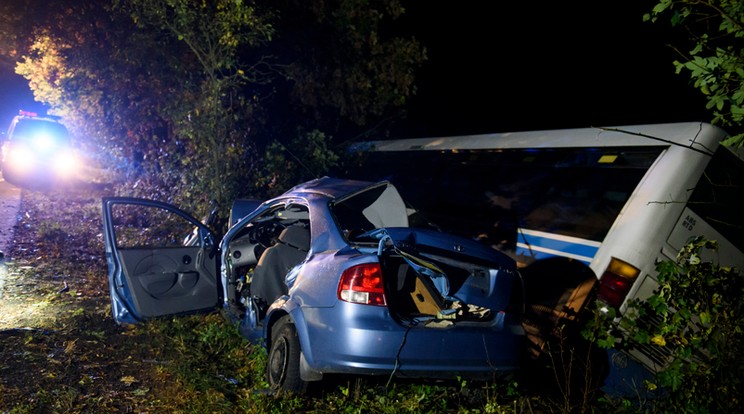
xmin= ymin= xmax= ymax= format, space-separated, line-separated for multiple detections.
xmin=251 ymin=225 xmax=310 ymax=305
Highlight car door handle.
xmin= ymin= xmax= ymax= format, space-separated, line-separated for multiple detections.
xmin=139 ymin=271 xmax=199 ymax=298
xmin=177 ymin=271 xmax=199 ymax=289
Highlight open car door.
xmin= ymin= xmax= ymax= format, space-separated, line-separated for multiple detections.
xmin=102 ymin=197 xmax=220 ymax=325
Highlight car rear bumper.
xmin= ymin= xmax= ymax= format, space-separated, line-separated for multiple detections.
xmin=296 ymin=304 xmax=524 ymax=379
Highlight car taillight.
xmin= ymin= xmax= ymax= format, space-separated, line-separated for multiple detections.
xmin=338 ymin=263 xmax=387 ymax=306
xmin=597 ymin=257 xmax=640 ymax=309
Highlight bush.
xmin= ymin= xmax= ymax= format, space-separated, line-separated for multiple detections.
xmin=585 ymin=237 xmax=744 ymax=412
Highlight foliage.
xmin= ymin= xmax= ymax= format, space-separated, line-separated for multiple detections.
xmin=8 ymin=1 xmax=197 ymax=210
xmin=255 ymin=129 xmax=341 ymax=197
xmin=262 ymin=0 xmax=427 ymax=128
xmin=118 ymin=0 xmax=275 ymax=218
xmin=135 ymin=313 xmax=269 ymax=412
xmin=585 ymin=237 xmax=744 ymax=412
xmin=645 ymin=0 xmax=744 ymax=147
xmin=1 ymin=0 xmax=426 ymax=228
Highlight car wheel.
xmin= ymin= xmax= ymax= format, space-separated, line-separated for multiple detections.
xmin=267 ymin=315 xmax=307 ymax=393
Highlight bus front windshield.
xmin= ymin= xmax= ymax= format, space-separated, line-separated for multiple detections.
xmin=348 ymin=146 xmax=664 ymax=266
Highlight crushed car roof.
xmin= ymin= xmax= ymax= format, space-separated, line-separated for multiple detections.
xmin=282 ymin=177 xmax=389 ymax=200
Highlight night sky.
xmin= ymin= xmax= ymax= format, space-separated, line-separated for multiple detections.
xmin=392 ymin=1 xmax=710 ymax=138
xmin=0 ymin=64 xmax=49 ymax=132
xmin=1 ymin=1 xmax=710 ymax=138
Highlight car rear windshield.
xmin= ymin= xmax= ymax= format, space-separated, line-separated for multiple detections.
xmin=330 ymin=183 xmax=409 ymax=239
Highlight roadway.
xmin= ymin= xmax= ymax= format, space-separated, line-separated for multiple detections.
xmin=0 ymin=177 xmax=21 ymax=302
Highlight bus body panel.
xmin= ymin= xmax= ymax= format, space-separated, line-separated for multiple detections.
xmin=589 ymin=144 xmax=713 ymax=311
xmin=357 ymin=122 xmax=727 ymax=152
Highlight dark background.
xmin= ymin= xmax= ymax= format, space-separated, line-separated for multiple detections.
xmin=392 ymin=1 xmax=709 ymax=138
xmin=1 ymin=65 xmax=49 ymax=131
xmin=1 ymin=1 xmax=710 ymax=139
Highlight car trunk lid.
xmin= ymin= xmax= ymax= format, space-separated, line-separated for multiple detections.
xmin=364 ymin=227 xmax=521 ymax=327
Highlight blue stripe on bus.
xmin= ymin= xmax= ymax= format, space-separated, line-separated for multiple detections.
xmin=515 ymin=229 xmax=600 ymax=265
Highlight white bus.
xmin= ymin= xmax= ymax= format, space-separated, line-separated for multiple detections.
xmin=345 ymin=122 xmax=744 ymax=395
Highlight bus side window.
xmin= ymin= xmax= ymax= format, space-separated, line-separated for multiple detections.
xmin=688 ymin=146 xmax=744 ymax=252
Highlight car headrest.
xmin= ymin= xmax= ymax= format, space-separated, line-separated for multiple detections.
xmin=278 ymin=225 xmax=310 ymax=251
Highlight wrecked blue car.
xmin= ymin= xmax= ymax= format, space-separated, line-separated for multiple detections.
xmin=102 ymin=177 xmax=525 ymax=392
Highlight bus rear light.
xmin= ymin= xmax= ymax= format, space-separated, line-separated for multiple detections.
xmin=597 ymin=257 xmax=640 ymax=309
xmin=338 ymin=263 xmax=387 ymax=306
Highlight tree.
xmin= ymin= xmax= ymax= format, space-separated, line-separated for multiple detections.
xmin=645 ymin=0 xmax=744 ymax=147
xmin=255 ymin=129 xmax=340 ymax=197
xmin=116 ymin=0 xmax=275 ymax=216
xmin=8 ymin=1 xmax=175 ymax=182
xmin=8 ymin=1 xmax=209 ymax=209
xmin=249 ymin=0 xmax=427 ymax=197
xmin=3 ymin=0 xmax=426 ymax=225
xmin=256 ymin=0 xmax=426 ymax=134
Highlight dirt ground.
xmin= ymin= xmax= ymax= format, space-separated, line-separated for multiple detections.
xmin=0 ymin=180 xmax=21 ymax=256
xmin=0 ymin=183 xmax=167 ymax=412
xmin=0 ymin=181 xmax=277 ymax=414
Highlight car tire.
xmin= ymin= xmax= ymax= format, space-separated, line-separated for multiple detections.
xmin=267 ymin=315 xmax=307 ymax=393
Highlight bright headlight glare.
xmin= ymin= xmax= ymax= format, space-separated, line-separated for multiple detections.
xmin=52 ymin=152 xmax=77 ymax=176
xmin=32 ymin=133 xmax=56 ymax=151
xmin=9 ymin=146 xmax=37 ymax=169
